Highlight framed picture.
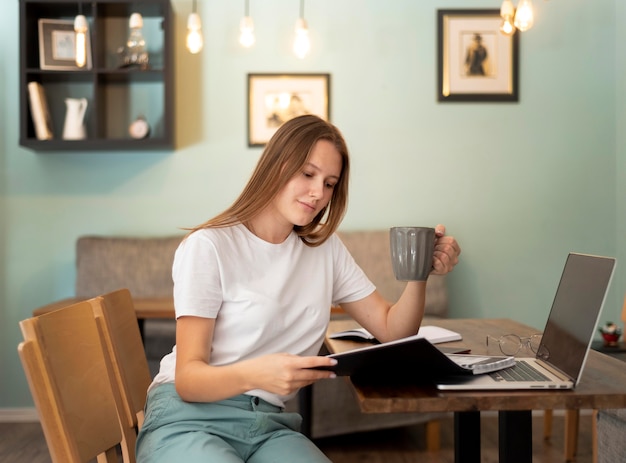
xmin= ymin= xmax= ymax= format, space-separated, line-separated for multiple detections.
xmin=247 ymin=73 xmax=330 ymax=147
xmin=437 ymin=9 xmax=519 ymax=102
xmin=38 ymin=19 xmax=92 ymax=70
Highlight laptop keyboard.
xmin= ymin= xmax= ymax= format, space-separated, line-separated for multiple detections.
xmin=489 ymin=360 xmax=551 ymax=382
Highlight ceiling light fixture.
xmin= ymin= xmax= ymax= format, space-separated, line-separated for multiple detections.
xmin=514 ymin=0 xmax=534 ymax=32
xmin=499 ymin=0 xmax=516 ymax=36
xmin=186 ymin=0 xmax=203 ymax=54
xmin=293 ymin=0 xmax=310 ymax=59
xmin=239 ymin=0 xmax=255 ymax=48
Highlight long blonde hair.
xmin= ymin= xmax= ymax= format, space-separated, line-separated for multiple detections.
xmin=187 ymin=115 xmax=350 ymax=246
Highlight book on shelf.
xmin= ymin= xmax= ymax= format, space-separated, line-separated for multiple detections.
xmin=27 ymin=82 xmax=53 ymax=140
xmin=317 ymin=332 xmax=514 ymax=383
xmin=329 ymin=325 xmax=463 ymax=344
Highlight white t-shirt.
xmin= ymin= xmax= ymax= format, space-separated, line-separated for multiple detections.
xmin=150 ymin=224 xmax=375 ymax=407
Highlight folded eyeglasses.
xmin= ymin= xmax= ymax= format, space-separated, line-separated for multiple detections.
xmin=486 ymin=333 xmax=549 ymax=357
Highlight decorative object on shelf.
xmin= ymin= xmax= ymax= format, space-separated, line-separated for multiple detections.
xmin=239 ymin=0 xmax=255 ymax=48
xmin=186 ymin=0 xmax=203 ymax=54
xmin=599 ymin=322 xmax=622 ymax=347
xmin=293 ymin=0 xmax=310 ymax=59
xmin=437 ymin=9 xmax=519 ymax=102
xmin=73 ymin=5 xmax=89 ymax=68
xmin=122 ymin=12 xmax=149 ymax=68
xmin=247 ymin=73 xmax=330 ymax=147
xmin=27 ymin=82 xmax=54 ymax=140
xmin=62 ymin=97 xmax=88 ymax=140
xmin=129 ymin=116 xmax=151 ymax=139
xmin=38 ymin=19 xmax=92 ymax=70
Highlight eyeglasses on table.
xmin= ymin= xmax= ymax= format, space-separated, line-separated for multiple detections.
xmin=486 ymin=333 xmax=549 ymax=357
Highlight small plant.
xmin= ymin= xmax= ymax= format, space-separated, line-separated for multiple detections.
xmin=599 ymin=322 xmax=622 ymax=346
xmin=599 ymin=321 xmax=622 ymax=335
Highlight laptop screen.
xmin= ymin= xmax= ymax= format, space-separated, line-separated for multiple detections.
xmin=539 ymin=253 xmax=616 ymax=382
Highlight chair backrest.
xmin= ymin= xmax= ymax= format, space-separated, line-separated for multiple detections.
xmin=18 ymin=301 xmax=124 ymax=463
xmin=90 ymin=289 xmax=152 ymax=434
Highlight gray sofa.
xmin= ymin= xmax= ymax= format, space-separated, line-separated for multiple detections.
xmin=596 ymin=409 xmax=626 ymax=462
xmin=286 ymin=230 xmax=448 ymax=441
xmin=595 ymin=299 xmax=626 ymax=462
xmin=71 ymin=230 xmax=449 ymax=443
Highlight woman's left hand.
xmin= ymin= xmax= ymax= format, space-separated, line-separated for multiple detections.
xmin=432 ymin=224 xmax=461 ymax=275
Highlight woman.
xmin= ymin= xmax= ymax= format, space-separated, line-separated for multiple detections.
xmin=136 ymin=115 xmax=461 ymax=462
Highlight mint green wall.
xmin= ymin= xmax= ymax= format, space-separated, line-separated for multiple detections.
xmin=617 ymin=2 xmax=626 ymax=367
xmin=1 ymin=0 xmax=623 ymax=408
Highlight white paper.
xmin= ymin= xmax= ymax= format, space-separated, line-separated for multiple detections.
xmin=330 ymin=325 xmax=462 ymax=344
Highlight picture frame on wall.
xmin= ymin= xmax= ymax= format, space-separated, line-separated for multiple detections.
xmin=437 ymin=9 xmax=519 ymax=102
xmin=38 ymin=18 xmax=92 ymax=70
xmin=247 ymin=73 xmax=330 ymax=147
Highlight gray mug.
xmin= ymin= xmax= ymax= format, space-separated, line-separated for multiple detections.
xmin=390 ymin=227 xmax=436 ymax=281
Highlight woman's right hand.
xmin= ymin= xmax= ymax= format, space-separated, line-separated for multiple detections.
xmin=175 ymin=315 xmax=337 ymax=402
xmin=241 ymin=353 xmax=337 ymax=396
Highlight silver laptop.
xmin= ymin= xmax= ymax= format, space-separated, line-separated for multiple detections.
xmin=437 ymin=252 xmax=616 ymax=391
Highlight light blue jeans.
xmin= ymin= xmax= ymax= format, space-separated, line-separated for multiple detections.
xmin=136 ymin=383 xmax=331 ymax=463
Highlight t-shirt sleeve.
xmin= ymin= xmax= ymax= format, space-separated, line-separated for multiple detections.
xmin=330 ymin=235 xmax=376 ymax=306
xmin=172 ymin=231 xmax=223 ymax=319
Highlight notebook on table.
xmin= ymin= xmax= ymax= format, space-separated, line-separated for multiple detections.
xmin=436 ymin=252 xmax=616 ymax=391
xmin=314 ymin=335 xmax=513 ymax=383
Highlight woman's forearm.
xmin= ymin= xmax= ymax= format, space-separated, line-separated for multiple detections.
xmin=175 ymin=360 xmax=253 ymax=403
xmin=385 ymin=280 xmax=427 ymax=340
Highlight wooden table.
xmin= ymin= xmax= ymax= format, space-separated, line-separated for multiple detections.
xmin=326 ymin=318 xmax=626 ymax=463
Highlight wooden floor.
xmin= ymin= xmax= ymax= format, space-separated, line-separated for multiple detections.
xmin=0 ymin=412 xmax=593 ymax=462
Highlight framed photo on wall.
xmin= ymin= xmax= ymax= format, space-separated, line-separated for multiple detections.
xmin=38 ymin=18 xmax=92 ymax=70
xmin=437 ymin=9 xmax=519 ymax=102
xmin=247 ymin=73 xmax=330 ymax=147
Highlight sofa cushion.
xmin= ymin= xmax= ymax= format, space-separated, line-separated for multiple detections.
xmin=75 ymin=235 xmax=183 ymax=298
xmin=76 ymin=231 xmax=447 ymax=316
xmin=597 ymin=408 xmax=626 ymax=463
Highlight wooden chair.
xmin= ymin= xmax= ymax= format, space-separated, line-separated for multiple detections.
xmin=18 ymin=301 xmax=127 ymax=462
xmin=89 ymin=289 xmax=153 ymax=462
xmin=543 ymin=409 xmax=579 ymax=460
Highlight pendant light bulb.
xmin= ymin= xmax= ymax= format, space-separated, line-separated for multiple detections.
xmin=293 ymin=0 xmax=310 ymax=59
xmin=514 ymin=0 xmax=534 ymax=32
xmin=293 ymin=17 xmax=310 ymax=59
xmin=239 ymin=0 xmax=255 ymax=48
xmin=74 ymin=14 xmax=88 ymax=68
xmin=239 ymin=16 xmax=255 ymax=47
xmin=499 ymin=0 xmax=516 ymax=36
xmin=186 ymin=12 xmax=203 ymax=54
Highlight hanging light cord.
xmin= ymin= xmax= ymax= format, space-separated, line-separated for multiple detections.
xmin=300 ymin=0 xmax=305 ymax=19
xmin=192 ymin=0 xmax=197 ymax=14
xmin=244 ymin=0 xmax=250 ymax=16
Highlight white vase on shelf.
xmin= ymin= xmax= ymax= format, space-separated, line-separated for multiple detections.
xmin=62 ymin=98 xmax=88 ymax=140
